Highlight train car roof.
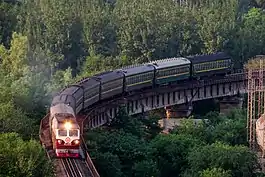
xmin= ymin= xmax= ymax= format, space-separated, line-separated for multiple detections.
xmin=51 ymin=95 xmax=64 ymax=106
xmin=187 ymin=52 xmax=231 ymax=63
xmin=61 ymin=85 xmax=81 ymax=95
xmin=119 ymin=64 xmax=155 ymax=76
xmin=50 ymin=103 xmax=75 ymax=118
xmin=92 ymin=70 xmax=124 ymax=83
xmin=79 ymin=78 xmax=100 ymax=89
xmin=150 ymin=57 xmax=191 ymax=69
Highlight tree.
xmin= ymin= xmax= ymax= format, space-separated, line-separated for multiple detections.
xmin=150 ymin=134 xmax=204 ymax=177
xmin=1 ymin=32 xmax=29 ymax=78
xmin=0 ymin=133 xmax=53 ymax=177
xmin=172 ymin=118 xmax=209 ymax=142
xmin=81 ymin=0 xmax=117 ymax=57
xmin=133 ymin=159 xmax=160 ymax=177
xmin=199 ymin=168 xmax=232 ymax=177
xmin=0 ymin=101 xmax=37 ymax=139
xmin=203 ymin=109 xmax=247 ymax=145
xmin=194 ymin=0 xmax=238 ymax=54
xmin=186 ymin=142 xmax=258 ymax=177
xmin=0 ymin=32 xmax=52 ymax=119
xmin=0 ymin=1 xmax=19 ymax=47
xmin=210 ymin=118 xmax=247 ymax=146
xmin=109 ymin=107 xmax=146 ymax=138
xmin=229 ymin=7 xmax=265 ymax=68
xmin=91 ymin=152 xmax=123 ymax=177
xmin=114 ymin=0 xmax=201 ymax=62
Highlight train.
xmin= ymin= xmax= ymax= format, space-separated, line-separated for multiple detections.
xmin=48 ymin=52 xmax=232 ymax=157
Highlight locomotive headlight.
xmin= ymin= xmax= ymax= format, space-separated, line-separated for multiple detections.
xmin=64 ymin=122 xmax=72 ymax=130
xmin=74 ymin=140 xmax=80 ymax=145
xmin=57 ymin=139 xmax=62 ymax=144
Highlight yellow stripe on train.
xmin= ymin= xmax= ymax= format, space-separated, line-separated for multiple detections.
xmin=195 ymin=66 xmax=229 ymax=73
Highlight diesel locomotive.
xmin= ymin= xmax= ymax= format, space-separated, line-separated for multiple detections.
xmin=48 ymin=52 xmax=232 ymax=157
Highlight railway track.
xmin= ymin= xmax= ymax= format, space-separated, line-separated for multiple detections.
xmin=61 ymin=158 xmax=87 ymax=177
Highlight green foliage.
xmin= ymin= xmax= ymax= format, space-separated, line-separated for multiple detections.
xmin=80 ymin=54 xmax=126 ymax=77
xmin=172 ymin=118 xmax=209 ymax=142
xmin=231 ymin=7 xmax=265 ymax=67
xmin=150 ymin=134 xmax=204 ymax=177
xmin=173 ymin=109 xmax=247 ymax=146
xmin=86 ymin=106 xmax=258 ymax=177
xmin=86 ymin=108 xmax=162 ymax=177
xmin=210 ymin=118 xmax=247 ymax=146
xmin=109 ymin=107 xmax=145 ymax=137
xmin=87 ymin=129 xmax=152 ymax=176
xmin=1 ymin=0 xmax=265 ymax=176
xmin=91 ymin=152 xmax=123 ymax=177
xmin=14 ymin=0 xmax=264 ymax=74
xmin=0 ymin=133 xmax=54 ymax=177
xmin=0 ymin=101 xmax=37 ymax=139
xmin=186 ymin=142 xmax=257 ymax=177
xmin=141 ymin=114 xmax=162 ymax=139
xmin=206 ymin=109 xmax=247 ymax=145
xmin=0 ymin=32 xmax=29 ymax=78
xmin=47 ymin=67 xmax=73 ymax=93
xmin=132 ymin=159 xmax=160 ymax=177
xmin=0 ymin=1 xmax=19 ymax=47
xmin=199 ymin=167 xmax=232 ymax=177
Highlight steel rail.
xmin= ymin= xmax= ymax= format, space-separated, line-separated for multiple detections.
xmin=61 ymin=158 xmax=83 ymax=177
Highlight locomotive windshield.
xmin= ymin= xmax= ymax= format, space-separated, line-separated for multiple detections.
xmin=58 ymin=130 xmax=67 ymax=136
xmin=57 ymin=129 xmax=79 ymax=136
xmin=69 ymin=130 xmax=78 ymax=136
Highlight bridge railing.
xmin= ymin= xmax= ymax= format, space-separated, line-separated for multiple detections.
xmin=39 ymin=114 xmax=50 ymax=146
xmin=39 ymin=114 xmax=52 ymax=163
xmin=81 ymin=135 xmax=100 ymax=177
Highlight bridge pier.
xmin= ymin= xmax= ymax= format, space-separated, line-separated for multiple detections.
xmin=172 ymin=104 xmax=193 ymax=118
xmin=219 ymin=96 xmax=243 ymax=115
xmin=162 ymin=104 xmax=193 ymax=132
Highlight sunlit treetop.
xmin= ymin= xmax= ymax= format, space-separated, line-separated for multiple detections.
xmin=244 ymin=55 xmax=265 ymax=70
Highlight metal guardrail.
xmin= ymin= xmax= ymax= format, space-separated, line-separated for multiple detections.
xmin=39 ymin=114 xmax=48 ymax=146
xmin=39 ymin=114 xmax=52 ymax=163
xmin=81 ymin=136 xmax=100 ymax=177
xmin=45 ymin=149 xmax=51 ymax=161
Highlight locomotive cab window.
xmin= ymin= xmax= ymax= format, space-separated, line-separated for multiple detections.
xmin=69 ymin=130 xmax=79 ymax=136
xmin=58 ymin=130 xmax=67 ymax=136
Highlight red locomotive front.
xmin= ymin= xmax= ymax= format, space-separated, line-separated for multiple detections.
xmin=50 ymin=104 xmax=81 ymax=158
xmin=55 ymin=121 xmax=80 ymax=157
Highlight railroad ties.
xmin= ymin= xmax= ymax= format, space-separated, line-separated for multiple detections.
xmin=61 ymin=158 xmax=92 ymax=177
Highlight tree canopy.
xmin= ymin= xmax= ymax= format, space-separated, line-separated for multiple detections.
xmin=1 ymin=0 xmax=265 ymax=176
xmin=84 ymin=109 xmax=261 ymax=177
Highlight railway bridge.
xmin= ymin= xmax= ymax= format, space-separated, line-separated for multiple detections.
xmin=42 ymin=71 xmax=247 ymax=177
xmin=40 ymin=55 xmax=265 ymax=176
xmin=80 ymin=72 xmax=246 ymax=130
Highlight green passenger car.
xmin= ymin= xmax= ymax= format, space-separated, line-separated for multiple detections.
xmin=187 ymin=52 xmax=232 ymax=78
xmin=151 ymin=57 xmax=191 ymax=85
